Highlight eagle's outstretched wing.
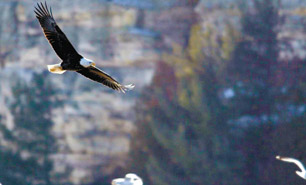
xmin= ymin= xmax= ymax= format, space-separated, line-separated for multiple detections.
xmin=77 ymin=66 xmax=135 ymax=93
xmin=34 ymin=2 xmax=81 ymax=60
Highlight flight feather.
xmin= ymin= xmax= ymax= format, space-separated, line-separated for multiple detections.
xmin=34 ymin=2 xmax=80 ymax=60
xmin=77 ymin=66 xmax=135 ymax=93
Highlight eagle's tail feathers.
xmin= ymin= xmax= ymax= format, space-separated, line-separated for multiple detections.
xmin=47 ymin=63 xmax=66 ymax=74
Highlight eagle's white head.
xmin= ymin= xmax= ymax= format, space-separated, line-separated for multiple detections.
xmin=80 ymin=57 xmax=96 ymax=68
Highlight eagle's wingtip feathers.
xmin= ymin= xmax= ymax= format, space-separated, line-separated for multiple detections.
xmin=34 ymin=1 xmax=51 ymax=18
xmin=118 ymin=84 xmax=135 ymax=93
xmin=125 ymin=84 xmax=135 ymax=90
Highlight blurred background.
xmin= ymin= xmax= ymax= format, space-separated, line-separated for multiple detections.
xmin=0 ymin=0 xmax=305 ymax=184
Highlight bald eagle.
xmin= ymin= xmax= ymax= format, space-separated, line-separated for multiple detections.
xmin=34 ymin=2 xmax=134 ymax=93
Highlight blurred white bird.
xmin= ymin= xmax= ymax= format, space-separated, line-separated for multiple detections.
xmin=111 ymin=173 xmax=143 ymax=185
xmin=276 ymin=155 xmax=306 ymax=180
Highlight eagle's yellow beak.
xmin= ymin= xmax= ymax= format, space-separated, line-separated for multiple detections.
xmin=91 ymin=62 xmax=96 ymax=67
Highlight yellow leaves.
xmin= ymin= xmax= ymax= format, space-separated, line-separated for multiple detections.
xmin=221 ymin=23 xmax=241 ymax=60
xmin=183 ymin=66 xmax=194 ymax=76
xmin=187 ymin=24 xmax=205 ymax=63
xmin=190 ymin=77 xmax=202 ymax=109
xmin=162 ymin=44 xmax=189 ymax=79
xmin=163 ymin=24 xmax=206 ymax=79
xmin=177 ymin=76 xmax=202 ymax=110
xmin=172 ymin=43 xmax=184 ymax=56
xmin=178 ymin=87 xmax=189 ymax=108
xmin=162 ymin=43 xmax=185 ymax=65
xmin=161 ymin=22 xmax=239 ymax=109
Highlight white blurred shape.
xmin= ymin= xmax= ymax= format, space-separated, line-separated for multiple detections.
xmin=224 ymin=88 xmax=234 ymax=98
xmin=276 ymin=156 xmax=306 ymax=180
xmin=112 ymin=173 xmax=143 ymax=185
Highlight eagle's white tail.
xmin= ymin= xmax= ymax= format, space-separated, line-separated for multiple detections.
xmin=47 ymin=63 xmax=66 ymax=74
xmin=120 ymin=84 xmax=135 ymax=93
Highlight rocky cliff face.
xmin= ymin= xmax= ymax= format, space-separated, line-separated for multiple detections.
xmin=0 ymin=0 xmax=304 ymax=184
xmin=0 ymin=1 xmax=156 ymax=184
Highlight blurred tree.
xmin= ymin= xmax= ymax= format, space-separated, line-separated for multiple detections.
xmin=226 ymin=0 xmax=298 ymax=184
xmin=229 ymin=0 xmax=280 ymax=120
xmin=6 ymin=72 xmax=62 ymax=185
xmin=129 ymin=23 xmax=242 ymax=185
xmin=273 ymin=57 xmax=306 ymax=121
xmin=0 ymin=115 xmax=40 ymax=185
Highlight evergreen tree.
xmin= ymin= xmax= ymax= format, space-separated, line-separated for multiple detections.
xmin=0 ymin=115 xmax=39 ymax=185
xmin=5 ymin=72 xmax=61 ymax=184
xmin=229 ymin=0 xmax=280 ymax=120
xmin=227 ymin=0 xmax=284 ymax=184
